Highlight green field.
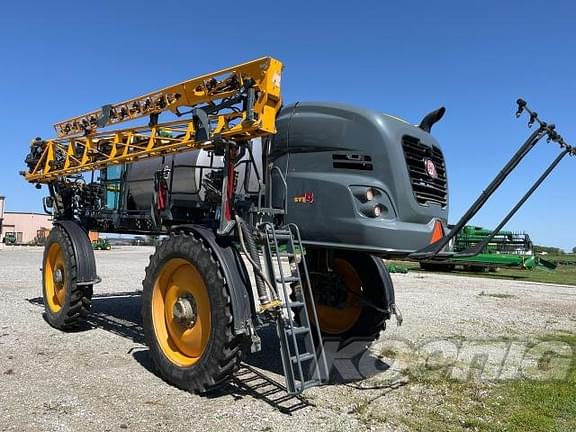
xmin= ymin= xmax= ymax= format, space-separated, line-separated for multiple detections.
xmin=394 ymin=333 xmax=576 ymax=432
xmin=387 ymin=255 xmax=576 ymax=286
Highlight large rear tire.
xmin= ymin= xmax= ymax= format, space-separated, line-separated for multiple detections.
xmin=42 ymin=225 xmax=93 ymax=330
xmin=142 ymin=232 xmax=244 ymax=393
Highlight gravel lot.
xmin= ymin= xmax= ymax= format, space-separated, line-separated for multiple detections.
xmin=0 ymin=246 xmax=574 ymax=432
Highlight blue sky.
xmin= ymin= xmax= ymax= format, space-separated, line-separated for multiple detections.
xmin=1 ymin=1 xmax=574 ymax=250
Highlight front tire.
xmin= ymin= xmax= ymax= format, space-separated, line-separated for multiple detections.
xmin=142 ymin=232 xmax=243 ymax=393
xmin=305 ymin=251 xmax=392 ymax=343
xmin=42 ymin=225 xmax=93 ymax=330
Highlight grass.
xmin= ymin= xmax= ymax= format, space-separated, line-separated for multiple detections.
xmin=473 ymin=265 xmax=576 ymax=286
xmin=383 ymin=333 xmax=576 ymax=432
xmin=486 ymin=333 xmax=576 ymax=432
xmin=544 ymin=254 xmax=576 ymax=264
xmin=386 ymin=257 xmax=576 ymax=286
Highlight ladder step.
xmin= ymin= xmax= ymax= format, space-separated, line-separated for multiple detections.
xmin=275 ymin=276 xmax=299 ymax=283
xmin=291 ymin=353 xmax=316 ymax=363
xmin=272 ymin=233 xmax=292 ymax=240
xmin=285 ymin=301 xmax=305 ymax=308
xmin=286 ymin=326 xmax=309 ymax=336
xmin=257 ymin=207 xmax=285 ymax=215
xmin=277 ymin=252 xmax=295 ymax=258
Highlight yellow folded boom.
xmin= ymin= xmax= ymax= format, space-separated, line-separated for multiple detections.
xmin=24 ymin=57 xmax=283 ymax=183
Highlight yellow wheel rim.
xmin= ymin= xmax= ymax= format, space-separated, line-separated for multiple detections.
xmin=44 ymin=243 xmax=66 ymax=313
xmin=314 ymin=258 xmax=363 ymax=335
xmin=152 ymin=258 xmax=211 ymax=367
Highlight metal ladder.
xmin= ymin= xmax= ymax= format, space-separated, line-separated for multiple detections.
xmin=260 ymin=222 xmax=328 ymax=394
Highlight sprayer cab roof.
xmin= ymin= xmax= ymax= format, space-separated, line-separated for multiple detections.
xmin=271 ymin=101 xmax=445 ymax=156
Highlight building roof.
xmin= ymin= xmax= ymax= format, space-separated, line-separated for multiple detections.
xmin=4 ymin=211 xmax=52 ymax=216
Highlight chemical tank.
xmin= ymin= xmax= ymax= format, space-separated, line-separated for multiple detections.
xmin=121 ymin=140 xmax=262 ymax=212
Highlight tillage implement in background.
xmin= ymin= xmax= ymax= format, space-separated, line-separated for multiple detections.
xmin=22 ymin=55 xmax=573 ymax=394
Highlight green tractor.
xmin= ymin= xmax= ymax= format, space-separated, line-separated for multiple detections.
xmin=91 ymin=238 xmax=111 ymax=250
xmin=3 ymin=232 xmax=17 ymax=245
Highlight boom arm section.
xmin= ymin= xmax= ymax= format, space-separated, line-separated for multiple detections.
xmin=23 ymin=57 xmax=283 ymax=183
xmin=410 ymin=99 xmax=575 ymax=260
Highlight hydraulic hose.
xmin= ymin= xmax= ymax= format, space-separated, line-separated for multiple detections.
xmin=235 ymin=216 xmax=274 ymax=304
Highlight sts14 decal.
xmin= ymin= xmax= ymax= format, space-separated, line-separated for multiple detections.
xmin=293 ymin=192 xmax=314 ymax=204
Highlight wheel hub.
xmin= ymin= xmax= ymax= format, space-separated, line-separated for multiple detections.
xmin=313 ymin=272 xmax=349 ymax=309
xmin=172 ymin=295 xmax=197 ymax=328
xmin=53 ymin=267 xmax=64 ymax=286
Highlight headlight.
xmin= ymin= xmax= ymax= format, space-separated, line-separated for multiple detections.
xmin=349 ymin=186 xmax=396 ymax=219
xmin=366 ymin=189 xmax=374 ymax=201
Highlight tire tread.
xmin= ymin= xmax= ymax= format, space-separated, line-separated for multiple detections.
xmin=142 ymin=231 xmax=244 ymax=393
xmin=42 ymin=225 xmax=93 ymax=330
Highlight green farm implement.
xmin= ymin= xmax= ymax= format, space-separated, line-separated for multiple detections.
xmin=91 ymin=238 xmax=111 ymax=250
xmin=421 ymin=225 xmax=557 ymax=271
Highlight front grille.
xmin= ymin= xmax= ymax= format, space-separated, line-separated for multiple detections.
xmin=402 ymin=135 xmax=448 ymax=207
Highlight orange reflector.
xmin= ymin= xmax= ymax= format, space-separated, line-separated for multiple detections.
xmin=430 ymin=220 xmax=444 ymax=244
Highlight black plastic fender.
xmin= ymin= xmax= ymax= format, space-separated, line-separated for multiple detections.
xmin=307 ymin=248 xmax=397 ymax=320
xmin=172 ymin=225 xmax=253 ymax=335
xmin=53 ymin=220 xmax=98 ymax=285
xmin=369 ymin=254 xmax=396 ymax=309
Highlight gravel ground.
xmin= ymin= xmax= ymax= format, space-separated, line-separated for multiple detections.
xmin=0 ymin=246 xmax=574 ymax=432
